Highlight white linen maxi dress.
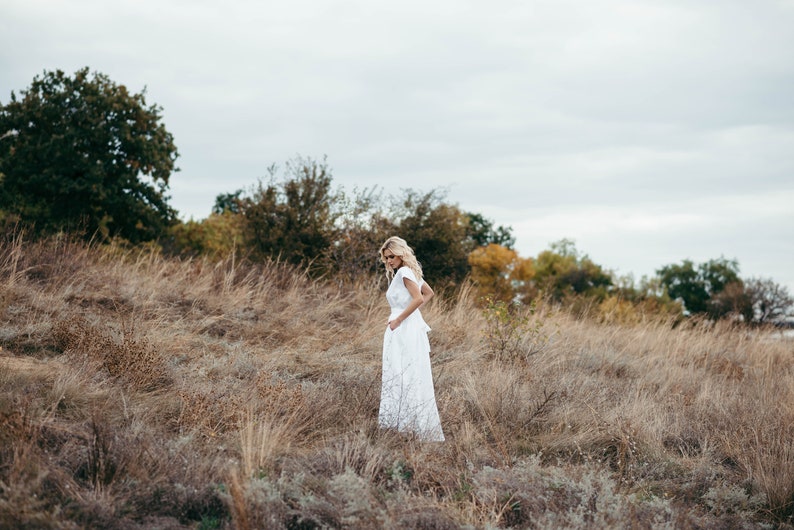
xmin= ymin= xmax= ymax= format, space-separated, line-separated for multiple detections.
xmin=378 ymin=267 xmax=444 ymax=441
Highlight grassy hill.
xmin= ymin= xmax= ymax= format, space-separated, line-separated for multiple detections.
xmin=1 ymin=234 xmax=792 ymax=529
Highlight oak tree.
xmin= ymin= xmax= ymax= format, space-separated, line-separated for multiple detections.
xmin=0 ymin=68 xmax=178 ymax=242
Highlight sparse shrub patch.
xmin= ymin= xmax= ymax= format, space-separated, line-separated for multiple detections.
xmin=54 ymin=315 xmax=172 ymax=391
xmin=481 ymin=296 xmax=550 ymax=362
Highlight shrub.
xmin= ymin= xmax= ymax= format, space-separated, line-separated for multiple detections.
xmin=481 ymin=297 xmax=549 ymax=362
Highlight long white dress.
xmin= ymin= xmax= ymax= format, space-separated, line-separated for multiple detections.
xmin=378 ymin=267 xmax=445 ymax=442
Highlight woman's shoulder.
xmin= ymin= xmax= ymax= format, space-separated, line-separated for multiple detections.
xmin=397 ymin=266 xmax=420 ymax=283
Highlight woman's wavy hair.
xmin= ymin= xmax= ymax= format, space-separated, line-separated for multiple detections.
xmin=380 ymin=236 xmax=423 ymax=281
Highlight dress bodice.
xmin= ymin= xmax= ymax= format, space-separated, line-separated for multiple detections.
xmin=387 ymin=267 xmax=422 ymax=312
xmin=386 ymin=267 xmax=428 ymax=327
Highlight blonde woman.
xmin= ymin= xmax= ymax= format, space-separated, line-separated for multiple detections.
xmin=378 ymin=236 xmax=444 ymax=441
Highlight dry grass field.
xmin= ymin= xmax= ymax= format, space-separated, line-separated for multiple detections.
xmin=1 ymin=233 xmax=793 ymax=529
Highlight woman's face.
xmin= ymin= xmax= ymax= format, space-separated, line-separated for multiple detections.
xmin=383 ymin=247 xmax=403 ymax=270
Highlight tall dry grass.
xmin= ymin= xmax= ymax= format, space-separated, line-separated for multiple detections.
xmin=1 ymin=232 xmax=793 ymax=529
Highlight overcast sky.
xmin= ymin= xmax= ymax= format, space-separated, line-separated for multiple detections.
xmin=2 ymin=0 xmax=793 ymax=291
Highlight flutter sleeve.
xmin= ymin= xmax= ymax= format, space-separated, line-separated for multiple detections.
xmin=399 ymin=267 xmax=419 ymax=285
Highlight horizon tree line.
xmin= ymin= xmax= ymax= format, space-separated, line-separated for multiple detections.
xmin=1 ymin=67 xmax=791 ymax=324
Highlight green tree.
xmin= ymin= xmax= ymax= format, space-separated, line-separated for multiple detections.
xmin=0 ymin=68 xmax=179 ymax=242
xmin=239 ymin=156 xmax=340 ymax=273
xmin=464 ymin=212 xmax=515 ymax=250
xmin=657 ymin=257 xmax=741 ymax=316
xmin=700 ymin=257 xmax=741 ymax=295
xmin=212 ymin=189 xmax=245 ymax=215
xmin=394 ymin=190 xmax=470 ymax=290
xmin=657 ymin=260 xmax=709 ymax=314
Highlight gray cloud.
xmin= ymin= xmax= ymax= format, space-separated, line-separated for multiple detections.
xmin=2 ymin=0 xmax=793 ymax=291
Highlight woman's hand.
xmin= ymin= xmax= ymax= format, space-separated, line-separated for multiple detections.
xmin=388 ymin=319 xmax=401 ymax=330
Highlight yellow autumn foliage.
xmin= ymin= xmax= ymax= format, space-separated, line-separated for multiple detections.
xmin=468 ymin=243 xmax=535 ymax=304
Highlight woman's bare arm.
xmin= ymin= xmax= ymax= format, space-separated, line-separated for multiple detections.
xmin=420 ymin=281 xmax=434 ymax=305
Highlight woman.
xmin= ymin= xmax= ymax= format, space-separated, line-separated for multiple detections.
xmin=378 ymin=236 xmax=444 ymax=441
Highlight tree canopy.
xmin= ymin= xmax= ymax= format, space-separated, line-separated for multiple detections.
xmin=163 ymin=153 xmax=791 ymax=325
xmin=468 ymin=243 xmax=534 ymax=303
xmin=193 ymin=161 xmax=516 ymax=289
xmin=533 ymin=239 xmax=612 ymax=302
xmin=657 ymin=257 xmax=741 ymax=315
xmin=465 ymin=212 xmax=515 ymax=250
xmin=0 ymin=68 xmax=179 ymax=242
xmin=238 ymin=157 xmax=339 ymax=272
